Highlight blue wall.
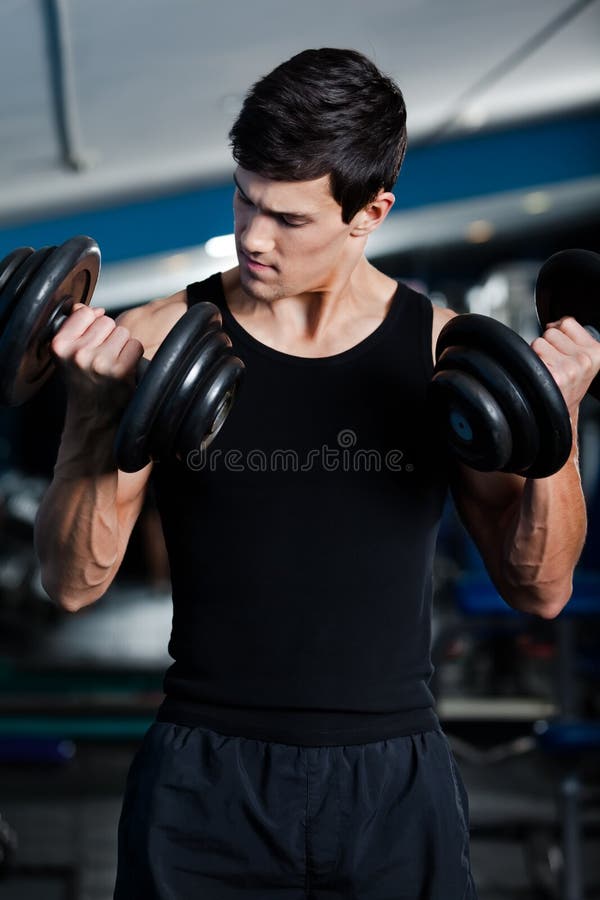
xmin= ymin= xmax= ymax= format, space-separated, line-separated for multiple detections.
xmin=1 ymin=110 xmax=599 ymax=264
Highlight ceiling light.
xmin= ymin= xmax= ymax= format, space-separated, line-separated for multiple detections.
xmin=459 ymin=103 xmax=488 ymax=130
xmin=205 ymin=234 xmax=236 ymax=258
xmin=522 ymin=191 xmax=552 ymax=215
xmin=466 ymin=220 xmax=495 ymax=243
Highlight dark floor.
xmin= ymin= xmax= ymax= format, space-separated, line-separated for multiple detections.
xmin=0 ymin=586 xmax=598 ymax=899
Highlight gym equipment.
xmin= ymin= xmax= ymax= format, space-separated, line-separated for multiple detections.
xmin=430 ymin=314 xmax=572 ymax=477
xmin=0 ymin=813 xmax=17 ymax=875
xmin=430 ymin=249 xmax=600 ymax=478
xmin=0 ymin=237 xmax=245 ymax=471
xmin=0 ymin=238 xmax=99 ymax=406
xmin=433 ymin=562 xmax=600 ymax=900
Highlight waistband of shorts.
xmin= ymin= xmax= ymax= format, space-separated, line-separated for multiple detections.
xmin=156 ymin=698 xmax=441 ymax=747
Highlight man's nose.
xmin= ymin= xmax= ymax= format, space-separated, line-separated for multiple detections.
xmin=241 ymin=213 xmax=275 ymax=255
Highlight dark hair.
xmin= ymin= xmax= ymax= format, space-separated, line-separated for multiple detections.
xmin=229 ymin=48 xmax=407 ymax=223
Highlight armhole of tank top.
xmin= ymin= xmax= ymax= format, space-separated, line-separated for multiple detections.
xmin=418 ymin=292 xmax=435 ymax=382
xmin=186 ymin=273 xmax=225 ymax=311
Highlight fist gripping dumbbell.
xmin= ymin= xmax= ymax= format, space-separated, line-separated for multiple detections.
xmin=428 ymin=249 xmax=600 ymax=478
xmin=0 ymin=236 xmax=244 ymax=471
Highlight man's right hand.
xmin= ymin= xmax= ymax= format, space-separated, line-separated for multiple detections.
xmin=50 ymin=303 xmax=145 ymax=420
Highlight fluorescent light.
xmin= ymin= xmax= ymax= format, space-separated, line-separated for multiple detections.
xmin=522 ymin=191 xmax=552 ymax=215
xmin=205 ymin=233 xmax=236 ymax=258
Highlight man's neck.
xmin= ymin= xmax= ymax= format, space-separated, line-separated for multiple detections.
xmin=221 ymin=260 xmax=398 ymax=358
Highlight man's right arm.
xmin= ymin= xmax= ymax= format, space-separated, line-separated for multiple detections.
xmin=34 ymin=419 xmax=152 ymax=613
xmin=33 ymin=302 xmax=161 ymax=612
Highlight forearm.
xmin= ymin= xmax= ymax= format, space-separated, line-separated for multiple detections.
xmin=34 ymin=404 xmax=122 ymax=611
xmin=502 ymin=421 xmax=586 ymax=616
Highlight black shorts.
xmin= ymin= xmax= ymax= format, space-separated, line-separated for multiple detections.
xmin=114 ymin=722 xmax=477 ymax=900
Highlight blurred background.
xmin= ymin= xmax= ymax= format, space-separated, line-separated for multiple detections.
xmin=0 ymin=0 xmax=599 ymax=897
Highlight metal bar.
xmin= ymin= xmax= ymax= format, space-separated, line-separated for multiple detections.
xmin=556 ymin=617 xmax=580 ymax=717
xmin=560 ymin=774 xmax=584 ymax=900
xmin=422 ymin=0 xmax=599 ymax=144
xmin=42 ymin=0 xmax=88 ymax=171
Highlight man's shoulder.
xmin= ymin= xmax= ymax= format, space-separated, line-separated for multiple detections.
xmin=431 ymin=303 xmax=458 ymax=342
xmin=115 ymin=290 xmax=189 ymax=359
xmin=427 ymin=303 xmax=459 ymax=366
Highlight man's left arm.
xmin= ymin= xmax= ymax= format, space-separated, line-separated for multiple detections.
xmin=449 ymin=314 xmax=600 ymax=620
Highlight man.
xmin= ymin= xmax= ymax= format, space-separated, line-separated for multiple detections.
xmin=34 ymin=48 xmax=598 ymax=899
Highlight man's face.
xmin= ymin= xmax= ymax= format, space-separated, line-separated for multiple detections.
xmin=233 ymin=167 xmax=359 ymax=302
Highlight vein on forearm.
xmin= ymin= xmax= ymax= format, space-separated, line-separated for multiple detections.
xmin=36 ymin=413 xmax=123 ymax=597
xmin=41 ymin=475 xmax=120 ymax=589
xmin=504 ymin=456 xmax=586 ymax=589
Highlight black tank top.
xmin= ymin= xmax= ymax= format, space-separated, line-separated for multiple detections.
xmin=153 ymin=273 xmax=448 ymax=746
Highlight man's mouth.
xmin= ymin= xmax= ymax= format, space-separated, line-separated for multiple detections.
xmin=240 ymin=251 xmax=275 ymax=272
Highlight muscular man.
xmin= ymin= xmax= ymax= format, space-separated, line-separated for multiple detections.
xmin=34 ymin=49 xmax=598 ymax=899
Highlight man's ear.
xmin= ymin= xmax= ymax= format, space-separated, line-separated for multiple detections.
xmin=350 ymin=191 xmax=395 ymax=236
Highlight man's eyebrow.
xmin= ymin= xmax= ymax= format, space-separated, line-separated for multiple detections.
xmin=233 ymin=174 xmax=312 ymax=219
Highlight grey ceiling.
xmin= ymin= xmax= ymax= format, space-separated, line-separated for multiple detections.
xmin=1 ymin=0 xmax=599 ymax=225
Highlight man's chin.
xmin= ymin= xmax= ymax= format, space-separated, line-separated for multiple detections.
xmin=239 ymin=270 xmax=280 ymax=302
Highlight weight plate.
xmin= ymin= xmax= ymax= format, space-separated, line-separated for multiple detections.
xmin=428 ymin=368 xmax=513 ymax=471
xmin=0 ymin=247 xmax=54 ymax=336
xmin=115 ymin=302 xmax=239 ymax=472
xmin=0 ymin=246 xmax=34 ymax=294
xmin=536 ymin=248 xmax=600 ymax=401
xmin=0 ymin=236 xmax=100 ymax=406
xmin=151 ymin=329 xmax=234 ymax=460
xmin=436 ymin=344 xmax=540 ymax=473
xmin=177 ymin=355 xmax=245 ymax=460
xmin=437 ymin=314 xmax=572 ymax=478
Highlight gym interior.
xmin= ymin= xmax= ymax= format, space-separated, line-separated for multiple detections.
xmin=0 ymin=1 xmax=599 ymax=898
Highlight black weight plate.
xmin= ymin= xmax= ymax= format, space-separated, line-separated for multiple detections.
xmin=428 ymin=368 xmax=513 ymax=471
xmin=436 ymin=345 xmax=540 ymax=473
xmin=536 ymin=248 xmax=600 ymax=401
xmin=115 ymin=302 xmax=228 ymax=472
xmin=0 ymin=247 xmax=34 ymax=294
xmin=176 ymin=355 xmax=245 ymax=464
xmin=0 ymin=236 xmax=100 ymax=406
xmin=150 ymin=329 xmax=234 ymax=461
xmin=0 ymin=247 xmax=54 ymax=336
xmin=437 ymin=314 xmax=572 ymax=478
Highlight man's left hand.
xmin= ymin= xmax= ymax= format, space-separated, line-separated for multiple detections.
xmin=531 ymin=316 xmax=600 ymax=418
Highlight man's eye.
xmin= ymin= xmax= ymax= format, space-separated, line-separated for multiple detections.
xmin=281 ymin=217 xmax=304 ymax=227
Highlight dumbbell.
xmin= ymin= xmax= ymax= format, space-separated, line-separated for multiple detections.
xmin=0 ymin=236 xmax=245 ymax=472
xmin=428 ymin=249 xmax=600 ymax=478
xmin=535 ymin=249 xmax=600 ymax=397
